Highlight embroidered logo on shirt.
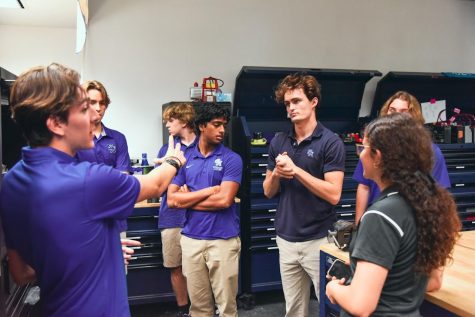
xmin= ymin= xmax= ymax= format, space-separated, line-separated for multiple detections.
xmin=213 ymin=158 xmax=223 ymax=171
xmin=107 ymin=144 xmax=117 ymax=154
xmin=307 ymin=149 xmax=314 ymax=158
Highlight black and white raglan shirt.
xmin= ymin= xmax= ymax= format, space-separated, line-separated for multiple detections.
xmin=341 ymin=186 xmax=428 ymax=317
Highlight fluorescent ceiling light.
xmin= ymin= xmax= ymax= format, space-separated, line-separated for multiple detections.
xmin=0 ymin=0 xmax=24 ymax=8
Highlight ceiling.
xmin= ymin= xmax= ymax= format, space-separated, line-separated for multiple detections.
xmin=0 ymin=0 xmax=76 ymax=28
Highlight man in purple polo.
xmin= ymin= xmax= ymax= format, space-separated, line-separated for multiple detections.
xmin=0 ymin=63 xmax=185 ymax=317
xmin=167 ymin=103 xmax=243 ymax=317
xmin=155 ymin=103 xmax=197 ymax=317
xmin=76 ymin=80 xmax=132 ymax=174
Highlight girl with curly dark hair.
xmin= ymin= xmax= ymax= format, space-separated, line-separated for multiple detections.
xmin=326 ymin=113 xmax=461 ymax=317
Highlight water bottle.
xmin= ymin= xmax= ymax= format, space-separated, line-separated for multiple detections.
xmin=141 ymin=153 xmax=149 ymax=166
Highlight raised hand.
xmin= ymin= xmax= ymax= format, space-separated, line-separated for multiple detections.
xmin=164 ymin=135 xmax=186 ymax=167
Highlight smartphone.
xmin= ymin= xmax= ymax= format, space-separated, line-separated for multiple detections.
xmin=327 ymin=259 xmax=351 ymax=280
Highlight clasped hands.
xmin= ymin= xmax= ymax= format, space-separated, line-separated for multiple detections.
xmin=272 ymin=152 xmax=296 ymax=179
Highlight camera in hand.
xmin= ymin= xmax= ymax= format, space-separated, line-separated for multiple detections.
xmin=327 ymin=259 xmax=351 ymax=280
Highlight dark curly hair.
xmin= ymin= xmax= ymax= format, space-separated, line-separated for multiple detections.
xmin=274 ymin=73 xmax=321 ymax=111
xmin=194 ymin=103 xmax=230 ymax=134
xmin=365 ymin=113 xmax=460 ymax=274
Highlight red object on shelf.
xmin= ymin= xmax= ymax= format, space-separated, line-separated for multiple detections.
xmin=201 ymin=77 xmax=222 ymax=102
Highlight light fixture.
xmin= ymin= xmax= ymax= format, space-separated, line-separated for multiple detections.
xmin=0 ymin=0 xmax=24 ymax=9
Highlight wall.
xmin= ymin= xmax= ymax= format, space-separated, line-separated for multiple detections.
xmin=2 ymin=0 xmax=475 ymax=159
xmin=0 ymin=25 xmax=80 ymax=75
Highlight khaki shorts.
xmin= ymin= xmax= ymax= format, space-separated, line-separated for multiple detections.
xmin=160 ymin=227 xmax=183 ymax=268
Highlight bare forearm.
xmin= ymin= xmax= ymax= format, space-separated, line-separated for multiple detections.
xmin=263 ymin=170 xmax=280 ymax=198
xmin=135 ymin=162 xmax=177 ymax=202
xmin=426 ymin=267 xmax=444 ymax=292
xmin=294 ymin=169 xmax=343 ymax=205
xmin=327 ymin=282 xmax=376 ymax=317
xmin=8 ymin=250 xmax=36 ymax=286
xmin=355 ymin=184 xmax=370 ymax=224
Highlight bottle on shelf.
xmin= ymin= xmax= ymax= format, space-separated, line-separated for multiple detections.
xmin=141 ymin=153 xmax=149 ymax=166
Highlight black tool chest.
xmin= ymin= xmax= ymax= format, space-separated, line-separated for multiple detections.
xmin=442 ymin=143 xmax=475 ymax=230
xmin=126 ymin=204 xmax=175 ymax=304
xmin=372 ymin=71 xmax=475 ymax=231
xmin=231 ymin=66 xmax=382 ymax=301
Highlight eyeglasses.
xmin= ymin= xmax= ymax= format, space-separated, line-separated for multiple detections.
xmin=355 ymin=143 xmax=370 ymax=156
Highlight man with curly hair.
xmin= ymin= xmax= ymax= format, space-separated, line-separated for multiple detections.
xmin=263 ymin=73 xmax=345 ymax=317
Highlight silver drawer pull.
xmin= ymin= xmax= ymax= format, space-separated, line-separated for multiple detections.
xmin=267 ymin=246 xmax=278 ymax=250
xmin=268 ymin=209 xmax=276 ymax=212
xmin=271 ymin=237 xmax=276 ymax=240
xmin=455 ymin=184 xmax=465 ymax=187
xmin=267 ymin=228 xmax=275 ymax=231
xmin=261 ymin=173 xmax=266 ymax=176
xmin=340 ymin=213 xmax=352 ymax=217
xmin=258 ymin=164 xmax=267 ymax=167
xmin=262 ymin=154 xmax=269 ymax=157
xmin=341 ymin=204 xmax=352 ymax=208
xmin=270 ymin=218 xmax=275 ymax=221
xmin=456 ymin=166 xmax=465 ymax=169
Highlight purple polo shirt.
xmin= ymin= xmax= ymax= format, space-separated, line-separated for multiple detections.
xmin=0 ymin=147 xmax=140 ymax=317
xmin=76 ymin=124 xmax=132 ymax=173
xmin=352 ymin=143 xmax=451 ymax=205
xmin=157 ymin=136 xmax=198 ymax=229
xmin=267 ymin=122 xmax=346 ymax=242
xmin=172 ymin=143 xmax=243 ymax=239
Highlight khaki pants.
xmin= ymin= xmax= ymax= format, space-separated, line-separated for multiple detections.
xmin=160 ymin=228 xmax=183 ymax=268
xmin=276 ymin=236 xmax=326 ymax=317
xmin=181 ymin=235 xmax=241 ymax=317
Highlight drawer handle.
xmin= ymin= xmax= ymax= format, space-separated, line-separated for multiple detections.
xmin=261 ymin=173 xmax=266 ymax=176
xmin=271 ymin=237 xmax=276 ymax=241
xmin=341 ymin=204 xmax=352 ymax=208
xmin=456 ymin=166 xmax=465 ymax=169
xmin=258 ymin=164 xmax=267 ymax=167
xmin=128 ymin=264 xmax=162 ymax=270
xmin=340 ymin=213 xmax=352 ymax=217
xmin=267 ymin=246 xmax=278 ymax=250
xmin=455 ymin=184 xmax=465 ymax=187
xmin=268 ymin=209 xmax=276 ymax=212
xmin=267 ymin=228 xmax=275 ymax=231
xmin=270 ymin=219 xmax=275 ymax=222
xmin=126 ymin=236 xmax=141 ymax=240
xmin=261 ymin=154 xmax=269 ymax=157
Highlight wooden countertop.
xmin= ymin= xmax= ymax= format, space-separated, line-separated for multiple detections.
xmin=134 ymin=200 xmax=160 ymax=208
xmin=320 ymin=231 xmax=475 ymax=317
xmin=456 ymin=230 xmax=475 ymax=250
